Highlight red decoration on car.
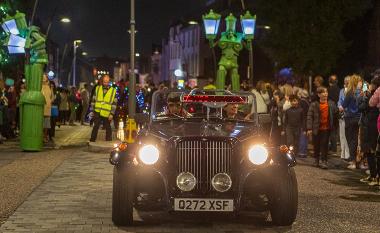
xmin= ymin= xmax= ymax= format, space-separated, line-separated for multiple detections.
xmin=182 ymin=95 xmax=247 ymax=103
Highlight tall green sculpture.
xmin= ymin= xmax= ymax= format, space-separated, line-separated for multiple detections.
xmin=203 ymin=10 xmax=256 ymax=91
xmin=1 ymin=11 xmax=48 ymax=151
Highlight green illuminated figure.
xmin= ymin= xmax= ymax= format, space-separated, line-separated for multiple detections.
xmin=203 ymin=10 xmax=256 ymax=91
xmin=1 ymin=10 xmax=48 ymax=151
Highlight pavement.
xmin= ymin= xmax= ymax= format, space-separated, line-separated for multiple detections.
xmin=0 ymin=123 xmax=120 ymax=153
xmin=0 ymin=148 xmax=379 ymax=232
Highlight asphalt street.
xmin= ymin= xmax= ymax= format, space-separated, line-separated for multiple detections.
xmin=0 ymin=148 xmax=379 ymax=233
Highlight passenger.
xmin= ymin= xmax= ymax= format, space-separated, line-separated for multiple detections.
xmin=223 ymin=103 xmax=250 ymax=120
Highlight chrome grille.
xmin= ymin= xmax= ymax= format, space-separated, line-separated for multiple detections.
xmin=177 ymin=139 xmax=232 ymax=191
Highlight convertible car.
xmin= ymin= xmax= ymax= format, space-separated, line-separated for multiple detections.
xmin=110 ymin=89 xmax=298 ymax=226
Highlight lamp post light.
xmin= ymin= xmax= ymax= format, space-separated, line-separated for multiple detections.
xmin=72 ymin=39 xmax=82 ymax=87
xmin=202 ymin=10 xmax=256 ymax=91
xmin=241 ymin=11 xmax=256 ymax=82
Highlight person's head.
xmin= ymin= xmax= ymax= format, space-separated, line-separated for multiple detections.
xmin=224 ymin=103 xmax=238 ymax=118
xmin=289 ymin=94 xmax=299 ymax=107
xmin=343 ymin=76 xmax=350 ymax=88
xmin=42 ymin=73 xmax=49 ymax=83
xmin=370 ymin=76 xmax=380 ymax=92
xmin=346 ymin=74 xmax=362 ymax=94
xmin=329 ymin=75 xmax=338 ymax=86
xmin=273 ymin=90 xmax=284 ymax=103
xmin=167 ymin=95 xmax=182 ymax=114
xmin=102 ymin=75 xmax=110 ymax=86
xmin=50 ymin=81 xmax=56 ymax=90
xmin=314 ymin=75 xmax=324 ymax=88
xmin=84 ymin=83 xmax=88 ymax=89
xmin=256 ymin=80 xmax=266 ymax=92
xmin=317 ymin=86 xmax=328 ymax=102
xmin=297 ymin=89 xmax=309 ymax=99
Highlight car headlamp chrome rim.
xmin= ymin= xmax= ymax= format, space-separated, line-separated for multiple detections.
xmin=138 ymin=145 xmax=160 ymax=165
xmin=248 ymin=145 xmax=269 ymax=165
xmin=176 ymin=172 xmax=196 ymax=192
xmin=212 ymin=173 xmax=232 ymax=192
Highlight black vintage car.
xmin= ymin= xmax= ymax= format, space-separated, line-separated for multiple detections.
xmin=110 ymin=89 xmax=298 ymax=226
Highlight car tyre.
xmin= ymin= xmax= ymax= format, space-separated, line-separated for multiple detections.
xmin=112 ymin=162 xmax=135 ymax=226
xmin=269 ymin=167 xmax=298 ymax=226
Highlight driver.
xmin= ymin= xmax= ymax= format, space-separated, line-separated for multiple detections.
xmin=166 ymin=95 xmax=191 ymax=117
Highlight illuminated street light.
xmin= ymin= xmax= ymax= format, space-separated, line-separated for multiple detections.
xmin=264 ymin=25 xmax=271 ymax=30
xmin=202 ymin=10 xmax=221 ymax=40
xmin=135 ymin=53 xmax=140 ymax=57
xmin=188 ymin=20 xmax=198 ymax=25
xmin=82 ymin=52 xmax=88 ymax=56
xmin=60 ymin=17 xmax=71 ymax=23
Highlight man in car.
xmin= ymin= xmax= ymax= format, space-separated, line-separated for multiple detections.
xmin=166 ymin=95 xmax=190 ymax=117
xmin=224 ymin=103 xmax=253 ymax=120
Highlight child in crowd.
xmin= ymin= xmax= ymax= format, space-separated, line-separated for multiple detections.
xmin=283 ymin=95 xmax=305 ymax=155
xmin=307 ymin=87 xmax=338 ymax=169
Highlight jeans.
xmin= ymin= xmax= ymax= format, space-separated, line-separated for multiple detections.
xmin=298 ymin=132 xmax=308 ymax=156
xmin=329 ymin=127 xmax=337 ymax=152
xmin=313 ymin=130 xmax=330 ymax=162
xmin=286 ymin=127 xmax=301 ymax=154
xmin=345 ymin=117 xmax=359 ymax=162
xmin=339 ymin=119 xmax=350 ymax=159
xmin=90 ymin=112 xmax=112 ymax=142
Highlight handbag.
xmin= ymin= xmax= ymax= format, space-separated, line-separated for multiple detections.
xmin=51 ymin=105 xmax=59 ymax=117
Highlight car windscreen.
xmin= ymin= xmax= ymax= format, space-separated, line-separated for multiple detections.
xmin=150 ymin=89 xmax=257 ymax=122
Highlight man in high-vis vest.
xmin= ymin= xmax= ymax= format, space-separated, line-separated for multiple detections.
xmin=90 ymin=75 xmax=117 ymax=142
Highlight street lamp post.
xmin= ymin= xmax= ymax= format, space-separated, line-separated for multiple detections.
xmin=202 ymin=10 xmax=256 ymax=91
xmin=72 ymin=39 xmax=81 ymax=87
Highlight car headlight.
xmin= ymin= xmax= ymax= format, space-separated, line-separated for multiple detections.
xmin=212 ymin=173 xmax=232 ymax=192
xmin=248 ymin=145 xmax=269 ymax=165
xmin=138 ymin=145 xmax=159 ymax=165
xmin=176 ymin=172 xmax=196 ymax=191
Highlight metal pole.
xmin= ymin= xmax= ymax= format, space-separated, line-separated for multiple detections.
xmin=56 ymin=47 xmax=60 ymax=85
xmin=30 ymin=0 xmax=39 ymax=26
xmin=128 ymin=0 xmax=136 ymax=118
xmin=249 ymin=40 xmax=254 ymax=86
xmin=72 ymin=41 xmax=76 ymax=87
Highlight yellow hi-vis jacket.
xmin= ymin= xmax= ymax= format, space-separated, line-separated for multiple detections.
xmin=94 ymin=85 xmax=116 ymax=118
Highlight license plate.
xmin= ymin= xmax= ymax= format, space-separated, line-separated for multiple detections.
xmin=174 ymin=198 xmax=233 ymax=212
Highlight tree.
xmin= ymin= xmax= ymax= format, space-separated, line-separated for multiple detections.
xmin=255 ymin=0 xmax=371 ymax=75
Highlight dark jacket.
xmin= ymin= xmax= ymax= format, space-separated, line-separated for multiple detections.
xmin=307 ymin=100 xmax=338 ymax=135
xmin=283 ymin=106 xmax=305 ymax=130
xmin=328 ymin=84 xmax=340 ymax=104
xmin=358 ymin=93 xmax=379 ymax=151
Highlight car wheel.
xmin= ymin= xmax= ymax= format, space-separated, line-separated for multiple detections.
xmin=269 ymin=167 xmax=298 ymax=226
xmin=112 ymin=162 xmax=135 ymax=226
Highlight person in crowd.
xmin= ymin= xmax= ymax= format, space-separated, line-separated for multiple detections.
xmin=41 ymin=74 xmax=54 ymax=143
xmin=49 ymin=81 xmax=60 ymax=140
xmin=256 ymin=81 xmax=271 ymax=106
xmin=327 ymin=75 xmax=340 ymax=153
xmin=0 ymin=79 xmax=7 ymax=143
xmin=297 ymin=89 xmax=310 ymax=157
xmin=68 ymin=87 xmax=78 ymax=126
xmin=307 ymin=86 xmax=338 ymax=169
xmin=251 ymin=85 xmax=268 ymax=114
xmin=283 ymin=94 xmax=305 ymax=156
xmin=90 ymin=75 xmax=117 ymax=142
xmin=80 ymin=84 xmax=90 ymax=125
xmin=338 ymin=76 xmax=351 ymax=160
xmin=59 ymin=89 xmax=69 ymax=125
xmin=311 ymin=75 xmax=324 ymax=102
xmin=342 ymin=74 xmax=362 ymax=169
xmin=165 ymin=95 xmax=191 ymax=117
xmin=270 ymin=90 xmax=285 ymax=145
xmin=6 ymin=85 xmax=17 ymax=138
xmin=359 ymin=76 xmax=380 ymax=186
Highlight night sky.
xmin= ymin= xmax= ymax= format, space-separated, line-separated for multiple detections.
xmin=36 ymin=0 xmax=204 ymax=59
